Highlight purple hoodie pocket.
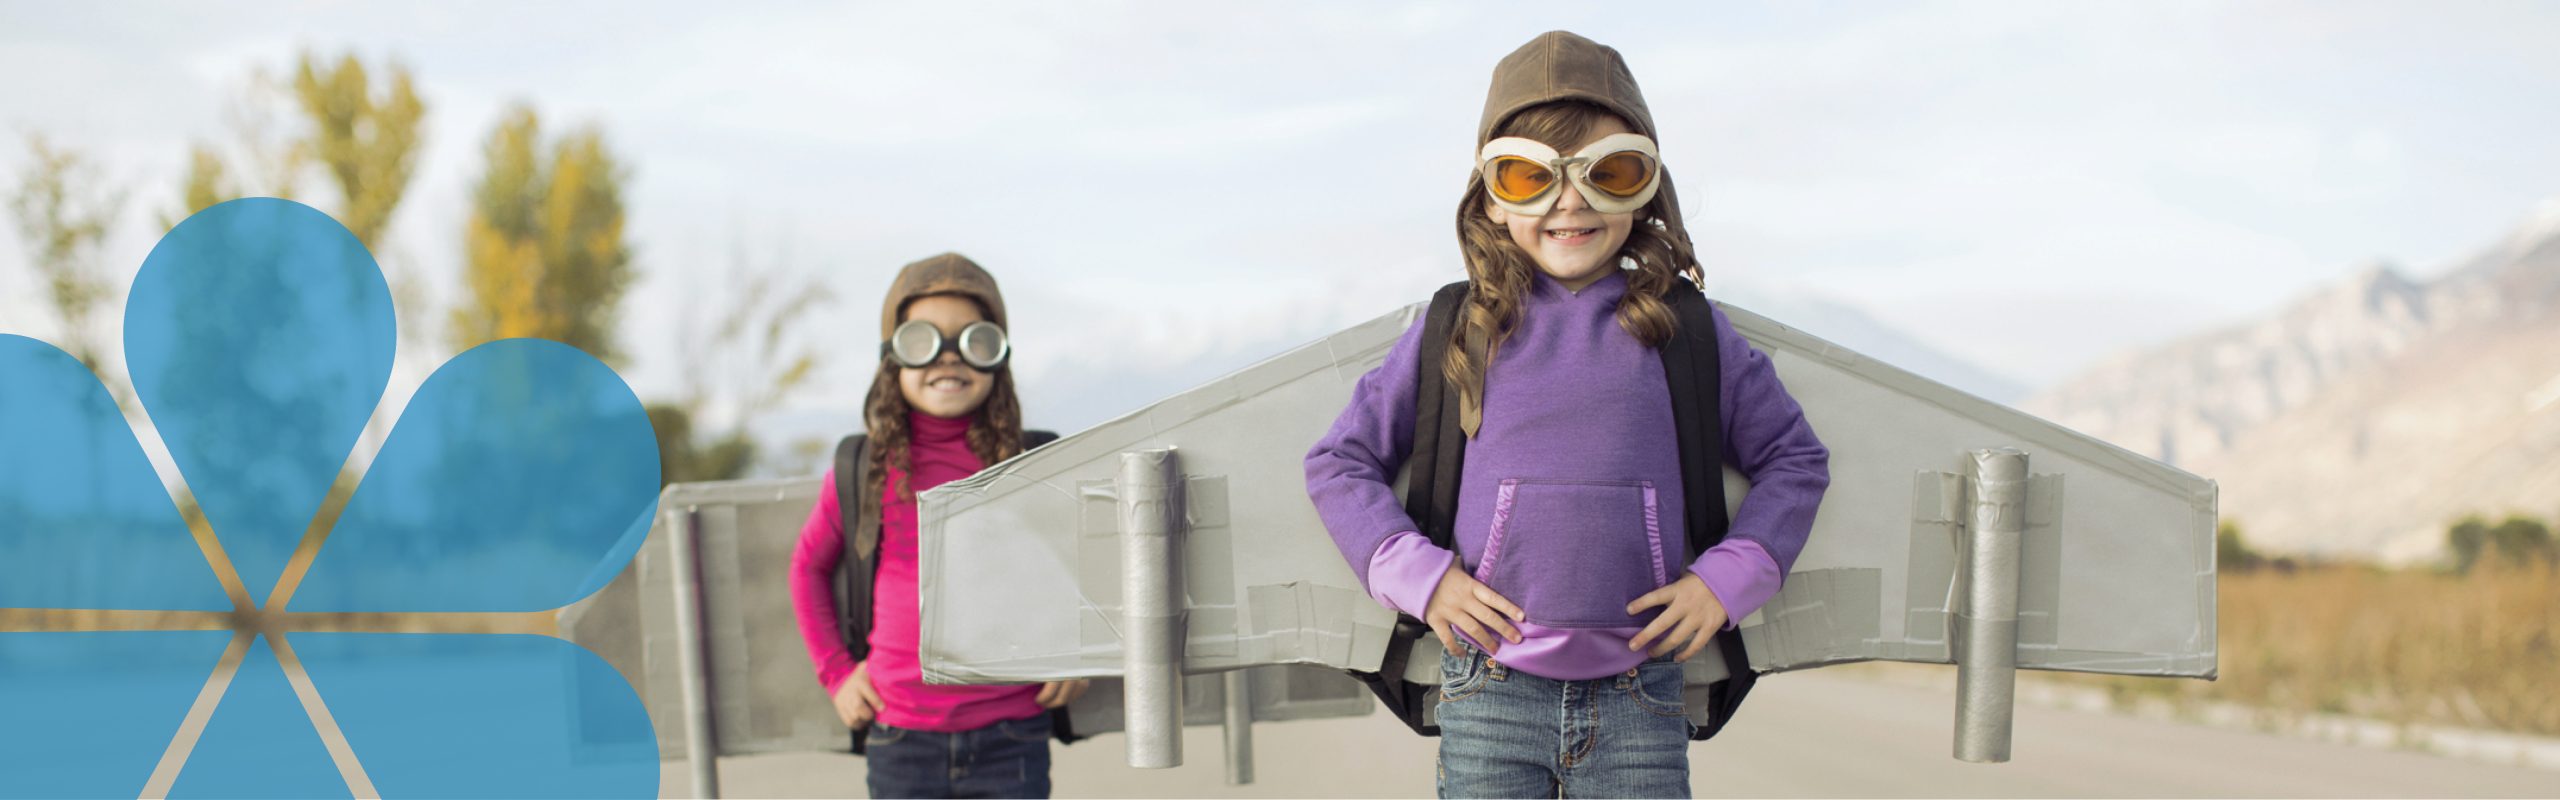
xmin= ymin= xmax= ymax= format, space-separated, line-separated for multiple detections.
xmin=1476 ymin=478 xmax=1670 ymax=628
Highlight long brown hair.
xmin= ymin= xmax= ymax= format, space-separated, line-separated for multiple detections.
xmin=859 ymin=293 xmax=1025 ymax=502
xmin=1448 ymin=101 xmax=1703 ymax=422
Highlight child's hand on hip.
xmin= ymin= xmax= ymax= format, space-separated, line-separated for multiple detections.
xmin=1035 ymin=679 xmax=1090 ymax=709
xmin=1626 ymin=574 xmax=1727 ymax=660
xmin=1425 ymin=562 xmax=1525 ymax=655
xmin=832 ymin=661 xmax=884 ymax=729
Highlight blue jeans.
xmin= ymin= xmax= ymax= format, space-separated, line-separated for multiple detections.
xmin=1435 ymin=646 xmax=1693 ymax=798
xmin=862 ymin=714 xmax=1053 ymax=799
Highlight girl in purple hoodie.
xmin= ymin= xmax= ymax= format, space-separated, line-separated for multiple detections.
xmin=1304 ymin=31 xmax=1830 ymax=799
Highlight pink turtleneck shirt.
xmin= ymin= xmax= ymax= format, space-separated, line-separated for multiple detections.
xmin=788 ymin=411 xmax=1042 ymax=732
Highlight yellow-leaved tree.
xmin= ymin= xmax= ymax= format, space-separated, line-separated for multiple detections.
xmin=450 ymin=104 xmax=635 ymax=363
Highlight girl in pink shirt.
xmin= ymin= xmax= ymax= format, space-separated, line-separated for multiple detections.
xmin=788 ymin=253 xmax=1087 ymax=798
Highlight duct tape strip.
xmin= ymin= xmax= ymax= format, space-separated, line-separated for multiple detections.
xmin=2019 ymin=473 xmax=2065 ymax=650
xmin=1244 ymin=582 xmax=1374 ymax=670
xmin=1185 ymin=476 xmax=1236 ymax=658
xmin=1402 ymin=636 xmax=1441 ymax=685
xmin=2193 ymin=487 xmax=2221 ymax=679
xmin=1079 ymin=479 xmax=1126 ymax=649
xmin=1738 ymin=567 xmax=1883 ymax=672
xmin=1897 ymin=470 xmax=1964 ymax=663
xmin=2025 ymin=648 xmax=2217 ymax=677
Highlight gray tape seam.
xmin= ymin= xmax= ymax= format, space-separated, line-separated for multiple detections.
xmin=1739 ymin=566 xmax=1884 ymax=670
xmin=1901 ymin=470 xmax=1963 ymax=663
xmin=1244 ymin=581 xmax=1370 ymax=668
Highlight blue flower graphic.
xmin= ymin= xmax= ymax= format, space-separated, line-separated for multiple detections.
xmin=0 ymin=198 xmax=660 ymax=797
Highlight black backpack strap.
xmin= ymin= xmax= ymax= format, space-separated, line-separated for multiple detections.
xmin=1658 ymin=279 xmax=1754 ymax=740
xmin=1657 ymin=282 xmax=1731 ymax=563
xmin=832 ymin=434 xmax=880 ymax=753
xmin=834 ymin=434 xmax=880 ymax=661
xmin=1353 ymin=281 xmax=1473 ymax=737
xmin=1405 ymin=280 xmax=1474 ymax=548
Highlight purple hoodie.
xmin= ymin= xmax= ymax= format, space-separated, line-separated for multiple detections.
xmin=1304 ymin=270 xmax=1829 ymax=681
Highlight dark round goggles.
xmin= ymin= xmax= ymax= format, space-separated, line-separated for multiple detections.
xmin=883 ymin=319 xmax=1009 ymax=370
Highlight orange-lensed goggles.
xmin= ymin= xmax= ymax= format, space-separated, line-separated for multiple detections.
xmin=1477 ymin=132 xmax=1662 ymax=217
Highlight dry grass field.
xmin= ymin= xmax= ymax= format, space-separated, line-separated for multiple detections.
xmin=2055 ymin=562 xmax=2560 ymax=736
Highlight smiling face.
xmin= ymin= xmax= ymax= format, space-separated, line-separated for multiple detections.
xmin=894 ymin=294 xmax=997 ymax=419
xmin=1485 ymin=114 xmax=1640 ymax=291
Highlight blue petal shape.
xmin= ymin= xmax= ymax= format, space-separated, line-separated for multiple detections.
xmin=292 ymin=633 xmax=657 ymax=798
xmin=295 ymin=339 xmax=658 ymax=612
xmin=124 ymin=198 xmax=394 ymax=602
xmin=0 ymin=336 xmax=228 ymax=610
xmin=0 ymin=631 xmax=234 ymax=799
xmin=5 ymin=197 xmax=666 ymax=798
xmin=169 ymin=635 xmax=347 ymax=799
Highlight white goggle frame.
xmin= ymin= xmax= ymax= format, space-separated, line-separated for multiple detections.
xmin=1476 ymin=132 xmax=1663 ymax=217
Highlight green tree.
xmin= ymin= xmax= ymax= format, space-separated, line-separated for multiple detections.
xmin=2217 ymin=518 xmax=2263 ymax=573
xmin=290 ymin=52 xmax=433 ymax=361
xmin=8 ymin=134 xmax=126 ymax=373
xmin=646 ymin=404 xmax=757 ymax=486
xmin=171 ymin=145 xmax=234 ymax=223
xmin=2448 ymin=513 xmax=2554 ymax=573
xmin=2449 ymin=515 xmax=2489 ymax=574
xmin=291 ymin=51 xmax=425 ymax=251
xmin=449 ymin=104 xmax=635 ymax=363
xmin=2488 ymin=514 xmax=2554 ymax=568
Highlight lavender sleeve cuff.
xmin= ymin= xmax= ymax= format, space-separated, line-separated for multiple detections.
xmin=1688 ymin=538 xmax=1780 ymax=630
xmin=1365 ymin=531 xmax=1455 ymax=617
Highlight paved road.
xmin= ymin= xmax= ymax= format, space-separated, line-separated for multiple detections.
xmin=663 ymin=669 xmax=2560 ymax=798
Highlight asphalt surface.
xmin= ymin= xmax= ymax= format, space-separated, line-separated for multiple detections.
xmin=661 ymin=668 xmax=2560 ymax=798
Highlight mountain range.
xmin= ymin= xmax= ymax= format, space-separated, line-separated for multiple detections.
xmin=2026 ymin=203 xmax=2560 ymax=562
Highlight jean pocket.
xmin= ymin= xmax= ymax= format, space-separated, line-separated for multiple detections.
xmin=994 ymin=714 xmax=1052 ymax=743
xmin=866 ymin=722 xmax=909 ymax=746
xmin=1622 ymin=659 xmax=1688 ymax=718
xmin=1438 ymin=647 xmax=1490 ymax=703
xmin=1478 ymin=478 xmax=1670 ymax=628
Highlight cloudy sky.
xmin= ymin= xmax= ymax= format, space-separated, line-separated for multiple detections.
xmin=4 ymin=0 xmax=2557 ymax=467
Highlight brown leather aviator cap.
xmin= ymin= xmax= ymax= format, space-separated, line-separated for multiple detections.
xmin=1473 ymin=30 xmax=1696 ymax=261
xmin=1474 ymin=30 xmax=1693 ymax=246
xmin=879 ymin=252 xmax=1009 ymax=341
xmin=1478 ymin=30 xmax=1659 ymax=146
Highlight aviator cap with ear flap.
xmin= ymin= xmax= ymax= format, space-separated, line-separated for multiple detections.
xmin=1475 ymin=31 xmax=1696 ymax=246
xmin=1477 ymin=30 xmax=1660 ymax=146
xmin=879 ymin=252 xmax=1010 ymax=342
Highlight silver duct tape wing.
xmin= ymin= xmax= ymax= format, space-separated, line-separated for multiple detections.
xmin=558 ymin=481 xmax=1378 ymax=757
xmin=559 ymin=479 xmax=847 ymax=757
xmin=919 ymin=300 xmax=2217 ymax=693
xmin=1718 ymin=303 xmax=2216 ymax=678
